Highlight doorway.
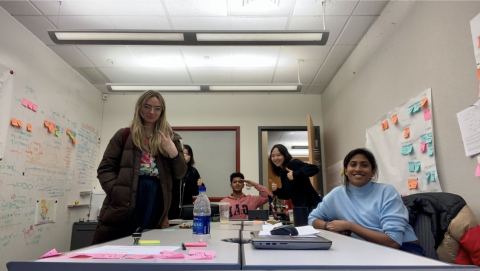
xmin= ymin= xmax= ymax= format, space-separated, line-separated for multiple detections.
xmin=257 ymin=126 xmax=323 ymax=197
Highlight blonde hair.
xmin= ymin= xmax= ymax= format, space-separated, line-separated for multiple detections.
xmin=131 ymin=90 xmax=173 ymax=157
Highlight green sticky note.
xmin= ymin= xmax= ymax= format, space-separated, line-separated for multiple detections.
xmin=407 ymin=105 xmax=415 ymax=114
xmin=427 ymin=144 xmax=434 ymax=156
xmin=408 ymin=144 xmax=414 ymax=154
xmin=408 ymin=161 xmax=415 ymax=172
xmin=420 ymin=134 xmax=427 ymax=142
xmin=425 ymin=133 xmax=432 ymax=143
xmin=401 ymin=146 xmax=409 ymax=155
xmin=424 ymin=172 xmax=430 ymax=182
xmin=413 ymin=101 xmax=421 ymax=112
xmin=414 ymin=161 xmax=421 ymax=172
xmin=429 ymin=171 xmax=435 ymax=182
xmin=138 ymin=240 xmax=160 ymax=245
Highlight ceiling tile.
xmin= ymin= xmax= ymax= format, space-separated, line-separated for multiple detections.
xmin=47 ymin=15 xmax=114 ymax=29
xmin=33 ymin=1 xmax=103 ymax=16
xmin=353 ymin=1 xmax=388 ymax=16
xmin=335 ymin=16 xmax=376 ymax=45
xmin=228 ymin=0 xmax=295 ymax=16
xmin=163 ymin=0 xmax=228 ymax=16
xmin=93 ymin=83 xmax=109 ymax=94
xmin=272 ymin=67 xmax=319 ymax=84
xmin=306 ymin=84 xmax=327 ymax=94
xmin=232 ymin=68 xmax=274 ymax=83
xmin=0 ymin=1 xmax=41 ymax=15
xmin=129 ymin=46 xmax=185 ymax=68
xmin=313 ymin=67 xmax=338 ymax=84
xmin=277 ymin=46 xmax=331 ymax=68
xmin=322 ymin=45 xmax=354 ymax=68
xmin=77 ymin=46 xmax=139 ymax=67
xmin=170 ymin=17 xmax=229 ymax=30
xmin=292 ymin=0 xmax=358 ymax=16
xmin=230 ymin=46 xmax=280 ymax=68
xmin=13 ymin=16 xmax=57 ymax=45
xmin=288 ymin=16 xmax=349 ymax=45
xmin=108 ymin=16 xmax=171 ymax=29
xmin=145 ymin=68 xmax=192 ymax=83
xmin=95 ymin=1 xmax=166 ymax=16
xmin=100 ymin=67 xmax=152 ymax=83
xmin=48 ymin=45 xmax=94 ymax=67
xmin=182 ymin=46 xmax=231 ymax=68
xmin=229 ymin=17 xmax=288 ymax=30
xmin=189 ymin=68 xmax=232 ymax=83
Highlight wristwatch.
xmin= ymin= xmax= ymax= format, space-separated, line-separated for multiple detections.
xmin=324 ymin=221 xmax=329 ymax=230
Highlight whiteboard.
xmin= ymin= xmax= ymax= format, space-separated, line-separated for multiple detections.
xmin=366 ymin=88 xmax=442 ymax=195
xmin=0 ymin=63 xmax=13 ymax=160
xmin=0 ymin=64 xmax=103 ymax=266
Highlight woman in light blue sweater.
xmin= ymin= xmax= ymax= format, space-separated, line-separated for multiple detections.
xmin=309 ymin=148 xmax=425 ymax=256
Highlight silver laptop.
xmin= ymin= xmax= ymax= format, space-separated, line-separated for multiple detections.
xmin=249 ymin=231 xmax=332 ymax=250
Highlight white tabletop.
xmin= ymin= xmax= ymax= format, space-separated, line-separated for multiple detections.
xmin=242 ymin=229 xmax=452 ymax=270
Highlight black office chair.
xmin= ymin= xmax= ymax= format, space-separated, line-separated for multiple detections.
xmin=180 ymin=203 xmax=219 ymax=220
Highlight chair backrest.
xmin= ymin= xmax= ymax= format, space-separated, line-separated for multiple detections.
xmin=412 ymin=212 xmax=439 ymax=259
xmin=181 ymin=203 xmax=219 ymax=220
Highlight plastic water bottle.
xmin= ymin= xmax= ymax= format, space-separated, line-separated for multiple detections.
xmin=193 ymin=186 xmax=211 ymax=242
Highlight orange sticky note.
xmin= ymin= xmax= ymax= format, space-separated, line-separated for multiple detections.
xmin=44 ymin=120 xmax=49 ymax=127
xmin=404 ymin=128 xmax=410 ymax=139
xmin=27 ymin=123 xmax=33 ymax=131
xmin=381 ymin=122 xmax=386 ymax=131
xmin=392 ymin=114 xmax=398 ymax=124
xmin=17 ymin=120 xmax=23 ymax=127
xmin=10 ymin=118 xmax=18 ymax=126
xmin=477 ymin=68 xmax=480 ymax=81
xmin=478 ymin=36 xmax=480 ymax=48
xmin=408 ymin=179 xmax=418 ymax=190
xmin=48 ymin=123 xmax=56 ymax=132
xmin=66 ymin=129 xmax=71 ymax=135
xmin=383 ymin=120 xmax=388 ymax=130
xmin=420 ymin=97 xmax=428 ymax=107
xmin=72 ymin=138 xmax=78 ymax=144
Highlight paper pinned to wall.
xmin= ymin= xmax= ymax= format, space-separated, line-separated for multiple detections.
xmin=366 ymin=88 xmax=442 ymax=195
xmin=456 ymin=99 xmax=480 ymax=157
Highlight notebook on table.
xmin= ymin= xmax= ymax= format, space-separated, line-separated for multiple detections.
xmin=249 ymin=231 xmax=332 ymax=250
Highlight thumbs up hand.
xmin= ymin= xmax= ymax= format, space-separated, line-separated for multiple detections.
xmin=286 ymin=168 xmax=294 ymax=180
xmin=269 ymin=179 xmax=278 ymax=191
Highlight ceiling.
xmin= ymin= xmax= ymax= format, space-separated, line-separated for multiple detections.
xmin=1 ymin=0 xmax=388 ymax=95
xmin=268 ymin=130 xmax=309 ymax=156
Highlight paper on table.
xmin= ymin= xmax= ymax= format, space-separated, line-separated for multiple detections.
xmin=295 ymin=226 xmax=321 ymax=236
xmin=80 ymin=245 xmax=180 ymax=255
xmin=457 ymin=99 xmax=480 ymax=156
xmin=185 ymin=249 xmax=215 ymax=260
xmin=261 ymin=223 xmax=282 ymax=232
xmin=39 ymin=248 xmax=62 ymax=259
xmin=157 ymin=250 xmax=185 ymax=259
xmin=125 ymin=254 xmax=156 ymax=259
xmin=90 ymin=253 xmax=126 ymax=259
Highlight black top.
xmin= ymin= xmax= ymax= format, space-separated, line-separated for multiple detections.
xmin=168 ymin=166 xmax=205 ymax=219
xmin=273 ymin=159 xmax=321 ymax=210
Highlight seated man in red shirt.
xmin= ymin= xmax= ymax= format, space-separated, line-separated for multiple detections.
xmin=221 ymin=172 xmax=273 ymax=219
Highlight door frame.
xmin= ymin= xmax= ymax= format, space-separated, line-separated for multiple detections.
xmin=257 ymin=126 xmax=324 ymax=196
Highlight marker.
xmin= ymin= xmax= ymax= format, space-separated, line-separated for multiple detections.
xmin=132 ymin=227 xmax=142 ymax=245
xmin=138 ymin=240 xmax=160 ymax=245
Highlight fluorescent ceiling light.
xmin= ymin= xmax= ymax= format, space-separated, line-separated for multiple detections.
xmin=48 ymin=30 xmax=329 ymax=45
xmin=106 ymin=83 xmax=301 ymax=93
xmin=209 ymin=85 xmax=298 ymax=91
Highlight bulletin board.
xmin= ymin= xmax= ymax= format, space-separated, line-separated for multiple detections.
xmin=365 ymin=88 xmax=442 ymax=195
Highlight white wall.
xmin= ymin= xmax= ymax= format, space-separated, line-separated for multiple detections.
xmin=0 ymin=7 xmax=103 ymax=271
xmin=321 ymin=1 xmax=480 ymax=220
xmin=99 ymin=94 xmax=323 ymax=195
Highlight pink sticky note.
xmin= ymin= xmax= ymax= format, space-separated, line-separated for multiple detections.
xmin=22 ymin=98 xmax=28 ymax=107
xmin=27 ymin=101 xmax=33 ymax=109
xmin=185 ymin=242 xmax=207 ymax=247
xmin=475 ymin=164 xmax=480 ymax=177
xmin=478 ymin=85 xmax=480 ymax=97
xmin=39 ymin=249 xmax=62 ymax=259
xmin=61 ymin=253 xmax=92 ymax=259
xmin=420 ymin=142 xmax=426 ymax=152
xmin=90 ymin=253 xmax=126 ymax=259
xmin=157 ymin=250 xmax=185 ymax=259
xmin=125 ymin=254 xmax=156 ymax=259
xmin=424 ymin=108 xmax=431 ymax=121
xmin=32 ymin=104 xmax=37 ymax=112
xmin=185 ymin=249 xmax=216 ymax=260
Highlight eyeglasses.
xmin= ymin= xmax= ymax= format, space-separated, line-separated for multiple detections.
xmin=143 ymin=104 xmax=163 ymax=114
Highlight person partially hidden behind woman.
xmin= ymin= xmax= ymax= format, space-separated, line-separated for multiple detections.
xmin=92 ymin=90 xmax=187 ymax=244
xmin=168 ymin=144 xmax=205 ymax=219
xmin=308 ymin=148 xmax=425 ymax=256
xmin=269 ymin=144 xmax=321 ymax=211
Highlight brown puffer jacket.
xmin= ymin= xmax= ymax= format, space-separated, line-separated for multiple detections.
xmin=92 ymin=128 xmax=187 ymax=244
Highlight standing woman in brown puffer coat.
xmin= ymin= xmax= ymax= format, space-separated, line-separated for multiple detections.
xmin=92 ymin=90 xmax=187 ymax=244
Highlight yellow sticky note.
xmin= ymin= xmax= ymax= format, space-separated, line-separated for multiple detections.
xmin=55 ymin=130 xmax=59 ymax=137
xmin=404 ymin=128 xmax=410 ymax=139
xmin=392 ymin=114 xmax=398 ymax=124
xmin=27 ymin=123 xmax=33 ymax=131
xmin=420 ymin=97 xmax=428 ymax=107
xmin=138 ymin=240 xmax=160 ymax=245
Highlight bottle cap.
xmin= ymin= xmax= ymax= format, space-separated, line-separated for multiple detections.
xmin=199 ymin=186 xmax=206 ymax=192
